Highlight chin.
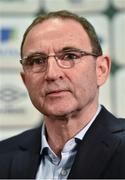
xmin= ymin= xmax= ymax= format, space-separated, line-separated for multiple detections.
xmin=44 ymin=109 xmax=69 ymax=117
xmin=42 ymin=106 xmax=79 ymax=119
xmin=37 ymin=100 xmax=79 ymax=117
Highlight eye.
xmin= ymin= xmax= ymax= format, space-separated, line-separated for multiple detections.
xmin=33 ymin=56 xmax=45 ymax=65
xmin=25 ymin=54 xmax=47 ymax=65
xmin=60 ymin=51 xmax=82 ymax=61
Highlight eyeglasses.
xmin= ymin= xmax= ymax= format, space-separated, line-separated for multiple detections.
xmin=20 ymin=48 xmax=99 ymax=73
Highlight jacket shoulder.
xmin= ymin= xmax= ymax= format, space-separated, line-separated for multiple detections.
xmin=99 ymin=106 xmax=125 ymax=140
xmin=0 ymin=126 xmax=41 ymax=153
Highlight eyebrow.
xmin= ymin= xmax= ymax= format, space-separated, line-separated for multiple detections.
xmin=26 ymin=51 xmax=47 ymax=57
xmin=61 ymin=46 xmax=79 ymax=51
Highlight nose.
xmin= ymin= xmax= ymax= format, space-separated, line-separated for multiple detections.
xmin=44 ymin=56 xmax=64 ymax=81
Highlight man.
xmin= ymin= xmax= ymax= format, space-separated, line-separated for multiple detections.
xmin=0 ymin=10 xmax=125 ymax=179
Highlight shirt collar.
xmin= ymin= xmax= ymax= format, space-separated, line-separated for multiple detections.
xmin=40 ymin=105 xmax=101 ymax=154
xmin=41 ymin=123 xmax=49 ymax=153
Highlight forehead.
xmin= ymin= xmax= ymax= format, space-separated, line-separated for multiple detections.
xmin=23 ymin=18 xmax=92 ymax=55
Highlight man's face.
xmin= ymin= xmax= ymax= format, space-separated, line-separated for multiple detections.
xmin=21 ymin=18 xmax=110 ymax=118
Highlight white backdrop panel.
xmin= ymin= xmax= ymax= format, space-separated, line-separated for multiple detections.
xmin=112 ymin=0 xmax=125 ymax=10
xmin=0 ymin=69 xmax=41 ymax=127
xmin=0 ymin=16 xmax=34 ymax=68
xmin=112 ymin=13 xmax=125 ymax=65
xmin=44 ymin=0 xmax=109 ymax=13
xmin=114 ymin=69 xmax=125 ymax=117
xmin=0 ymin=0 xmax=40 ymax=14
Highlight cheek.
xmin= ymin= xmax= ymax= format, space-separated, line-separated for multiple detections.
xmin=70 ymin=68 xmax=98 ymax=99
xmin=25 ymin=74 xmax=44 ymax=99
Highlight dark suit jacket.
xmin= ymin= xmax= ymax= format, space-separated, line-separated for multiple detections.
xmin=0 ymin=106 xmax=125 ymax=179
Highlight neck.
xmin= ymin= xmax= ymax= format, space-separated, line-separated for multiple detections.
xmin=44 ymin=104 xmax=99 ymax=155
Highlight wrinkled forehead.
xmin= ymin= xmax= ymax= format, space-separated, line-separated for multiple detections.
xmin=22 ymin=18 xmax=92 ymax=55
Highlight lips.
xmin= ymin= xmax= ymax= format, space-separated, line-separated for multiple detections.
xmin=46 ymin=89 xmax=69 ymax=96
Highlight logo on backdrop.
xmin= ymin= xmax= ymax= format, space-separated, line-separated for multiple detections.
xmin=68 ymin=0 xmax=84 ymax=4
xmin=0 ymin=26 xmax=19 ymax=57
xmin=0 ymin=85 xmax=28 ymax=114
xmin=0 ymin=85 xmax=26 ymax=103
xmin=0 ymin=27 xmax=16 ymax=43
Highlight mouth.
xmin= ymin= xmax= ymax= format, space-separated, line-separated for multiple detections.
xmin=46 ymin=90 xmax=69 ymax=97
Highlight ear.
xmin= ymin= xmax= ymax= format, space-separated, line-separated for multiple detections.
xmin=96 ymin=55 xmax=111 ymax=87
xmin=20 ymin=71 xmax=26 ymax=86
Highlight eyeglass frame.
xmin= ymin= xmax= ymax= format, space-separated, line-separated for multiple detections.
xmin=20 ymin=48 xmax=100 ymax=73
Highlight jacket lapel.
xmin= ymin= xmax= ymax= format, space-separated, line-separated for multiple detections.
xmin=68 ymin=107 xmax=123 ymax=179
xmin=10 ymin=126 xmax=42 ymax=179
xmin=11 ymin=151 xmax=40 ymax=179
